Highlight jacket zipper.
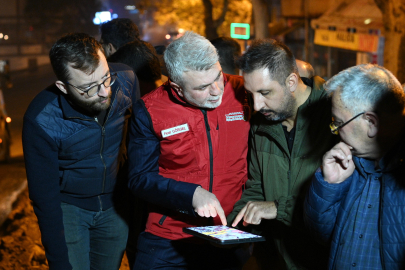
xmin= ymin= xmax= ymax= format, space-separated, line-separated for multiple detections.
xmin=379 ymin=177 xmax=385 ymax=270
xmin=201 ymin=110 xmax=214 ymax=192
xmin=94 ymin=117 xmax=107 ymax=210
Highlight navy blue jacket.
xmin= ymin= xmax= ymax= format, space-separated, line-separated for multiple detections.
xmin=22 ymin=63 xmax=139 ymax=270
xmin=304 ymin=141 xmax=405 ymax=270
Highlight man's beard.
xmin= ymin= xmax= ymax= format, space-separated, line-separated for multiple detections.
xmin=67 ymin=91 xmax=112 ymax=116
xmin=260 ymin=89 xmax=296 ymax=122
xmin=183 ymin=89 xmax=224 ymax=109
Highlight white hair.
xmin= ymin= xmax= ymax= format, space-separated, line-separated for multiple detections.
xmin=164 ymin=31 xmax=219 ymax=88
xmin=324 ymin=64 xmax=404 ymax=115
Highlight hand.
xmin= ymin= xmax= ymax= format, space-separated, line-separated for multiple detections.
xmin=232 ymin=201 xmax=277 ymax=227
xmin=192 ymin=186 xmax=227 ymax=225
xmin=322 ymin=142 xmax=355 ymax=184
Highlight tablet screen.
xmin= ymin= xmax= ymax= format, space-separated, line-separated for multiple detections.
xmin=183 ymin=225 xmax=265 ymax=245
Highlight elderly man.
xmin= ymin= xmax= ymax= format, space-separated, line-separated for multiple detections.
xmin=128 ymin=31 xmax=250 ymax=269
xmin=304 ymin=64 xmax=405 ymax=269
xmin=23 ymin=33 xmax=140 ymax=269
xmin=227 ymin=39 xmax=337 ymax=269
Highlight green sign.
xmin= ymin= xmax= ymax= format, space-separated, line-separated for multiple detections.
xmin=230 ymin=23 xmax=250 ymax=40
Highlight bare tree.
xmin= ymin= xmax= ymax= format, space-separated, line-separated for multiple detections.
xmin=252 ymin=0 xmax=271 ymax=39
xmin=374 ymin=0 xmax=405 ymax=82
xmin=202 ymin=0 xmax=228 ymax=39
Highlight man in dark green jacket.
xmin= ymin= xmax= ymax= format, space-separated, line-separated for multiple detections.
xmin=228 ymin=39 xmax=337 ymax=269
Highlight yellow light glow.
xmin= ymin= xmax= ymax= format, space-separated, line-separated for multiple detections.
xmin=178 ymin=28 xmax=185 ymax=34
xmin=4 ymin=35 xmax=8 ymax=40
xmin=165 ymin=34 xmax=171 ymax=39
xmin=364 ymin=19 xmax=372 ymax=25
xmin=0 ymin=33 xmax=3 ymax=39
xmin=6 ymin=117 xmax=11 ymax=123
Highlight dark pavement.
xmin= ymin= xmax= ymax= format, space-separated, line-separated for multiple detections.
xmin=0 ymin=64 xmax=56 ymax=226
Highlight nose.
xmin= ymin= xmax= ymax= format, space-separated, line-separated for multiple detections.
xmin=98 ymin=84 xmax=110 ymax=98
xmin=253 ymin=95 xmax=263 ymax=112
xmin=210 ymin=82 xmax=221 ymax=96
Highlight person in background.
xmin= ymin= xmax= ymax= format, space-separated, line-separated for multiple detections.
xmin=305 ymin=64 xmax=405 ymax=270
xmin=108 ymin=39 xmax=163 ymax=96
xmin=227 ymin=39 xmax=337 ymax=269
xmin=210 ymin=37 xmax=241 ymax=75
xmin=296 ymin=59 xmax=315 ymax=78
xmin=100 ymin=18 xmax=140 ymax=57
xmin=22 ymin=33 xmax=140 ymax=270
xmin=128 ymin=31 xmax=250 ymax=270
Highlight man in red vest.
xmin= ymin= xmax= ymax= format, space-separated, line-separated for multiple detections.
xmin=127 ymin=31 xmax=250 ymax=269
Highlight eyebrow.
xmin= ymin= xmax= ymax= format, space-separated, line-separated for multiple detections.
xmin=193 ymin=71 xmax=222 ymax=90
xmin=78 ymin=70 xmax=110 ymax=88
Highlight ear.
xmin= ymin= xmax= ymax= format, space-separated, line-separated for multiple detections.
xmin=285 ymin=73 xmax=299 ymax=93
xmin=364 ymin=112 xmax=378 ymax=138
xmin=108 ymin=43 xmax=117 ymax=55
xmin=170 ymin=81 xmax=184 ymax=97
xmin=55 ymin=81 xmax=68 ymax=95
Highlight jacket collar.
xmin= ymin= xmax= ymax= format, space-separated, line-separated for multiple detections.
xmin=354 ymin=133 xmax=405 ymax=176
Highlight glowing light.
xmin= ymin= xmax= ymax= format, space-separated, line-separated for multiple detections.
xmin=0 ymin=33 xmax=3 ymax=39
xmin=0 ymin=138 xmax=2 ymax=144
xmin=4 ymin=35 xmax=8 ymax=40
xmin=93 ymin=11 xmax=112 ymax=25
xmin=6 ymin=117 xmax=11 ymax=123
xmin=125 ymin=5 xmax=136 ymax=10
xmin=165 ymin=34 xmax=171 ymax=40
xmin=364 ymin=19 xmax=372 ymax=25
xmin=178 ymin=28 xmax=185 ymax=34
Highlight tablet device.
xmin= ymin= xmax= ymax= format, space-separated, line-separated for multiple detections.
xmin=183 ymin=225 xmax=265 ymax=245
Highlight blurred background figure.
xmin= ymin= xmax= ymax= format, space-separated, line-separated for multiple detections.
xmin=296 ymin=59 xmax=315 ymax=78
xmin=108 ymin=40 xmax=163 ymax=96
xmin=100 ymin=18 xmax=140 ymax=57
xmin=210 ymin=37 xmax=241 ymax=75
xmin=154 ymin=45 xmax=169 ymax=79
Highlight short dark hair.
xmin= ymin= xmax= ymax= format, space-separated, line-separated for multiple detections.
xmin=108 ymin=39 xmax=161 ymax=82
xmin=100 ymin=18 xmax=140 ymax=49
xmin=239 ymin=39 xmax=298 ymax=85
xmin=210 ymin=37 xmax=241 ymax=74
xmin=49 ymin=33 xmax=102 ymax=83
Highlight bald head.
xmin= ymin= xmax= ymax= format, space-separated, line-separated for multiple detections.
xmin=296 ymin=59 xmax=314 ymax=78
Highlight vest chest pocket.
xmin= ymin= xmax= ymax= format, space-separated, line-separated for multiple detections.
xmin=157 ymin=121 xmax=202 ymax=173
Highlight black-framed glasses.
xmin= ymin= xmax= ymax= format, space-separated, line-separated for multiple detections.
xmin=65 ymin=73 xmax=118 ymax=97
xmin=330 ymin=112 xmax=365 ymax=135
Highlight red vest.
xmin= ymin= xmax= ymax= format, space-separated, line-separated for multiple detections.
xmin=142 ymin=74 xmax=250 ymax=240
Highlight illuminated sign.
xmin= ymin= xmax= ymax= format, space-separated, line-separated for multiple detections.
xmin=230 ymin=23 xmax=250 ymax=40
xmin=314 ymin=29 xmax=379 ymax=53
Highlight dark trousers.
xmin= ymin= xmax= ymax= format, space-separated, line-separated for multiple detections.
xmin=133 ymin=232 xmax=250 ymax=270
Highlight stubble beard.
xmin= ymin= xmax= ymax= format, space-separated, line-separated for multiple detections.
xmin=260 ymin=89 xmax=297 ymax=122
xmin=67 ymin=91 xmax=112 ymax=116
xmin=184 ymin=89 xmax=224 ymax=109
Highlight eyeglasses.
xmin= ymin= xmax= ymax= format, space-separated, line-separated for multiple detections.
xmin=330 ymin=112 xmax=365 ymax=135
xmin=65 ymin=73 xmax=118 ymax=97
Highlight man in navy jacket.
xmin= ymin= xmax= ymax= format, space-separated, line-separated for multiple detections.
xmin=22 ymin=33 xmax=140 ymax=270
xmin=304 ymin=64 xmax=405 ymax=269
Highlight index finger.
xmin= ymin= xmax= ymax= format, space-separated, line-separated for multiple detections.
xmin=335 ymin=142 xmax=353 ymax=156
xmin=214 ymin=203 xmax=227 ymax=226
xmin=232 ymin=205 xmax=247 ymax=227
